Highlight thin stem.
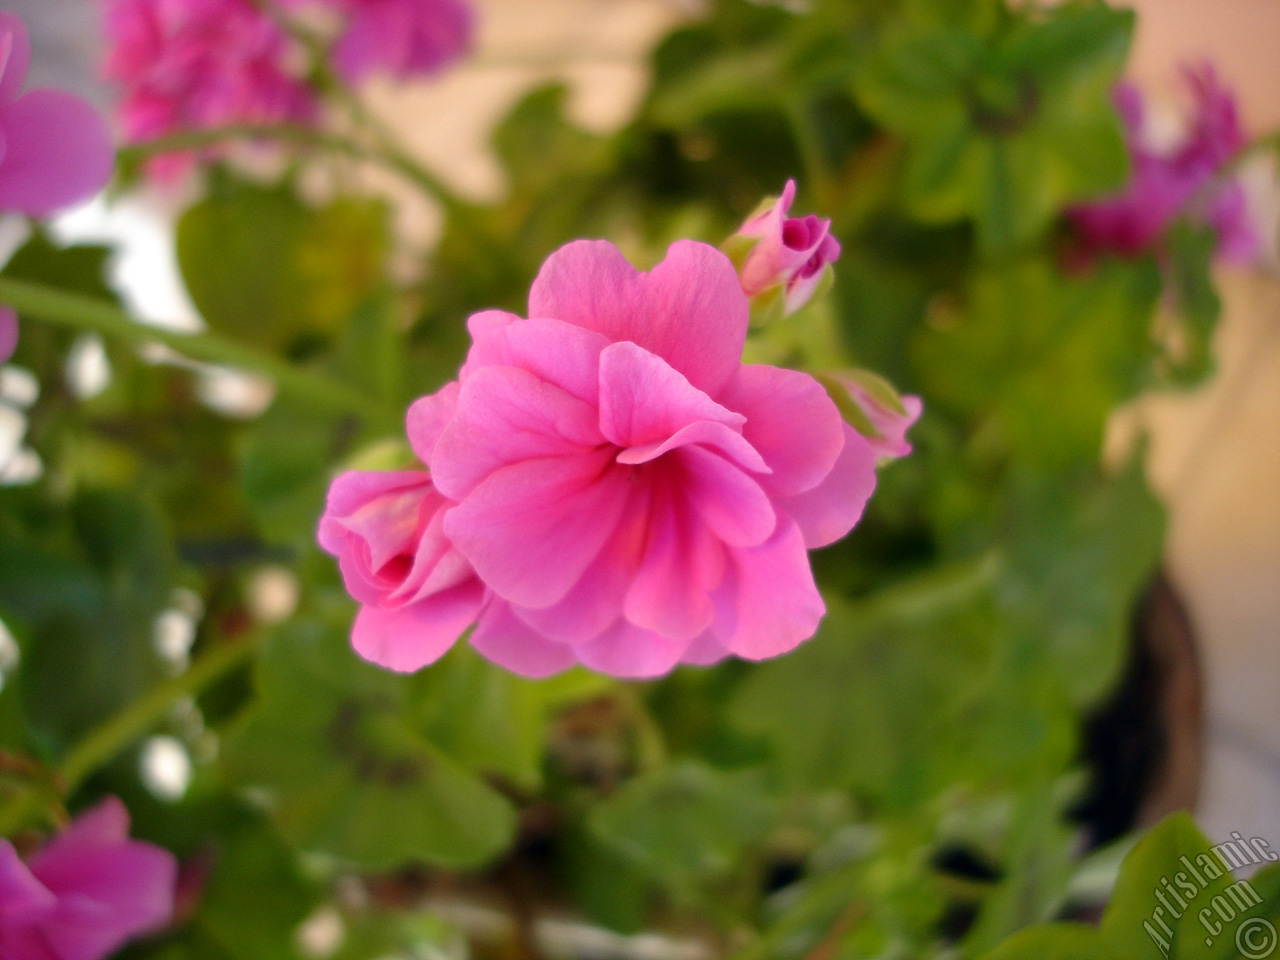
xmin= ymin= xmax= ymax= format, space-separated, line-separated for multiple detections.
xmin=0 ymin=634 xmax=265 ymax=836
xmin=119 ymin=123 xmax=474 ymax=222
xmin=614 ymin=685 xmax=668 ymax=772
xmin=0 ymin=277 xmax=397 ymax=426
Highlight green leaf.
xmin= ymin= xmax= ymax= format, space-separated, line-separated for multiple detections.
xmin=981 ymin=923 xmax=1112 ymax=960
xmin=1 ymin=488 xmax=175 ymax=748
xmin=590 ymin=761 xmax=776 ymax=902
xmin=221 ymin=616 xmax=517 ymax=870
xmin=1101 ymin=813 xmax=1275 ymax=960
xmin=176 ymin=180 xmax=388 ymax=352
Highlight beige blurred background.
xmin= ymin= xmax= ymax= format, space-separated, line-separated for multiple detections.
xmin=10 ymin=0 xmax=1280 ymax=841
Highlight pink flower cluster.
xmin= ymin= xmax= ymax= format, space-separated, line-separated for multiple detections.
xmin=734 ymin=180 xmax=842 ymax=316
xmin=0 ymin=798 xmax=177 ymax=960
xmin=321 ymin=238 xmax=911 ymax=679
xmin=102 ymin=0 xmax=319 ymax=180
xmin=0 ymin=11 xmax=114 ymax=362
xmin=1069 ymin=65 xmax=1257 ymax=264
xmin=99 ymin=0 xmax=473 ymax=177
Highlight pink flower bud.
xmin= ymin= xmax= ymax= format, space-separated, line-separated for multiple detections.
xmin=732 ymin=180 xmax=842 ymax=315
xmin=822 ymin=371 xmax=922 ymax=463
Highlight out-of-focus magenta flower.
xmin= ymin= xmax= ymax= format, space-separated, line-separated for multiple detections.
xmin=0 ymin=11 xmax=113 ymax=215
xmin=0 ymin=11 xmax=114 ymax=364
xmin=325 ymin=0 xmax=474 ymax=84
xmin=0 ymin=797 xmax=177 ymax=960
xmin=322 ymin=239 xmax=891 ymax=679
xmin=318 ymin=459 xmax=485 ymax=672
xmin=732 ymin=180 xmax=842 ymax=316
xmin=101 ymin=0 xmax=317 ymax=180
xmin=1068 ymin=65 xmax=1257 ymax=264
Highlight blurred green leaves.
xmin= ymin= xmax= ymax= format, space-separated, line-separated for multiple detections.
xmin=222 ymin=616 xmax=518 ymax=870
xmin=177 ymin=181 xmax=389 ymax=353
xmin=980 ymin=814 xmax=1280 ymax=960
xmin=857 ymin=2 xmax=1132 ymax=253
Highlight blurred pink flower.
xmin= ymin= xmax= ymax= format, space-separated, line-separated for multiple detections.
xmin=326 ymin=0 xmax=474 ymax=84
xmin=323 ymin=239 xmax=886 ymax=679
xmin=0 ymin=11 xmax=114 ymax=364
xmin=733 ymin=180 xmax=841 ymax=315
xmin=1068 ymin=65 xmax=1257 ymax=264
xmin=0 ymin=11 xmax=113 ymax=216
xmin=101 ymin=0 xmax=317 ymax=180
xmin=0 ymin=797 xmax=177 ymax=960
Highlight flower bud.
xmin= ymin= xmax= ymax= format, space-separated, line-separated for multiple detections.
xmin=819 ymin=369 xmax=922 ymax=463
xmin=727 ymin=180 xmax=841 ymax=318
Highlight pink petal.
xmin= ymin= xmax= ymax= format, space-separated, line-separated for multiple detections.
xmin=623 ymin=484 xmax=722 ymax=641
xmin=443 ymin=449 xmax=630 ymax=609
xmin=776 ymin=424 xmax=878 ymax=549
xmin=680 ymin=632 xmax=730 ymax=666
xmin=0 ymin=305 xmax=18 ymax=363
xmin=722 ymin=364 xmax=844 ymax=496
xmin=350 ymin=578 xmax=483 ymax=672
xmin=459 ymin=309 xmax=520 ymax=376
xmin=405 ymin=381 xmax=459 ymax=463
xmin=528 ymin=240 xmax=748 ymax=397
xmin=576 ymin=619 xmax=691 ymax=679
xmin=430 ymin=365 xmax=603 ymax=501
xmin=0 ymin=12 xmax=32 ymax=106
xmin=463 ymin=313 xmax=611 ymax=404
xmin=597 ymin=340 xmax=742 ymax=449
xmin=0 ymin=841 xmax=54 ymax=919
xmin=509 ymin=481 xmax=649 ymax=645
xmin=468 ymin=601 xmax=576 ymax=678
xmin=318 ymin=470 xmax=428 ymax=555
xmin=0 ymin=91 xmax=113 ymax=216
xmin=678 ymin=445 xmax=776 ymax=547
xmin=30 ymin=798 xmax=177 ymax=960
xmin=715 ymin=522 xmax=824 ymax=661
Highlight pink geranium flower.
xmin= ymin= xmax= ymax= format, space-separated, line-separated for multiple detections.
xmin=733 ymin=180 xmax=842 ymax=315
xmin=1068 ymin=65 xmax=1257 ymax=264
xmin=321 ymin=239 xmax=885 ymax=678
xmin=101 ymin=0 xmax=317 ymax=180
xmin=0 ymin=797 xmax=177 ymax=960
xmin=325 ymin=0 xmax=474 ymax=84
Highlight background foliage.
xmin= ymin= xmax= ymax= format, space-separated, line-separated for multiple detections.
xmin=0 ymin=0 xmax=1270 ymax=957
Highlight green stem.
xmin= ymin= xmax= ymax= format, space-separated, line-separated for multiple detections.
xmin=118 ymin=123 xmax=474 ymax=222
xmin=614 ymin=685 xmax=668 ymax=772
xmin=0 ymin=277 xmax=397 ymax=426
xmin=0 ymin=634 xmax=265 ymax=836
